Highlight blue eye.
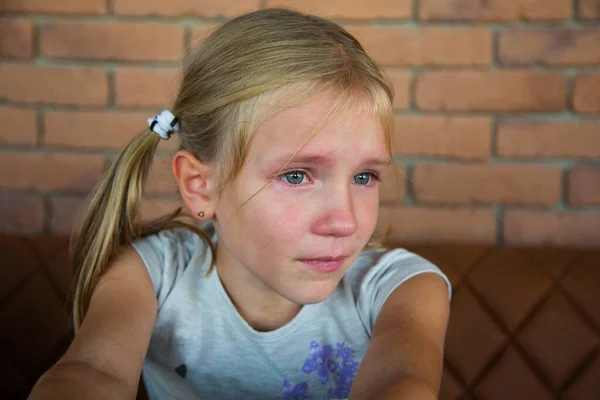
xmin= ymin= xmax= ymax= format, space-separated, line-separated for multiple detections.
xmin=283 ymin=171 xmax=305 ymax=185
xmin=353 ymin=173 xmax=372 ymax=185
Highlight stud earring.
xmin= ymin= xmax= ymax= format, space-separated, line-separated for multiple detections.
xmin=198 ymin=211 xmax=205 ymax=218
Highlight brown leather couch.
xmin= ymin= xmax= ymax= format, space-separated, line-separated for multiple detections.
xmin=1 ymin=233 xmax=599 ymax=400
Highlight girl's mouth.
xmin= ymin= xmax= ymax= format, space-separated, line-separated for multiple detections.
xmin=298 ymin=256 xmax=347 ymax=273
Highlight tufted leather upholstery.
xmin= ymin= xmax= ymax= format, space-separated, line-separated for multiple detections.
xmin=1 ymin=234 xmax=598 ymax=399
xmin=402 ymin=244 xmax=600 ymax=400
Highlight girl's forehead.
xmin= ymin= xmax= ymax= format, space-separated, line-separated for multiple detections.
xmin=250 ymin=94 xmax=386 ymax=158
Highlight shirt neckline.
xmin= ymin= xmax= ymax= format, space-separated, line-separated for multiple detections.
xmin=210 ymin=266 xmax=315 ymax=343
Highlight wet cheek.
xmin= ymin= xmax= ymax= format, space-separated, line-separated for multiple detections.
xmin=249 ymin=199 xmax=306 ymax=247
xmin=243 ymin=188 xmax=300 ymax=248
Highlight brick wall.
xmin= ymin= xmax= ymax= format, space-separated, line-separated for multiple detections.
xmin=1 ymin=0 xmax=599 ymax=247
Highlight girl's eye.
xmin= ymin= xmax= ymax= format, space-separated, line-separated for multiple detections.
xmin=283 ymin=171 xmax=306 ymax=185
xmin=353 ymin=172 xmax=374 ymax=185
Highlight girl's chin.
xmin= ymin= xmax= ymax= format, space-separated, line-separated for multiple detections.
xmin=284 ymin=281 xmax=340 ymax=305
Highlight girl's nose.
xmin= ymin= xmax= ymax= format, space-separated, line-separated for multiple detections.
xmin=311 ymin=188 xmax=357 ymax=238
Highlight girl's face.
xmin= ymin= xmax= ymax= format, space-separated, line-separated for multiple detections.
xmin=213 ymin=93 xmax=390 ymax=306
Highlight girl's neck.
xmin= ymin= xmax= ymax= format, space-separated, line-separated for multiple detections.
xmin=215 ymin=249 xmax=303 ymax=332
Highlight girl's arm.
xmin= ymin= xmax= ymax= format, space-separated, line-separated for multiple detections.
xmin=349 ymin=273 xmax=450 ymax=400
xmin=28 ymin=246 xmax=158 ymax=400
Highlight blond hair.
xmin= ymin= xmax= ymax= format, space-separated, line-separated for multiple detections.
xmin=70 ymin=8 xmax=395 ymax=330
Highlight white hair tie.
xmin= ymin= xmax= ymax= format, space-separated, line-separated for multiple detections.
xmin=148 ymin=110 xmax=180 ymax=140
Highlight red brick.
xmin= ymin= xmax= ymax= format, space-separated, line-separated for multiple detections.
xmin=146 ymin=155 xmax=179 ymax=196
xmin=385 ymin=70 xmax=411 ymax=110
xmin=379 ymin=163 xmax=405 ymax=204
xmin=0 ymin=64 xmax=108 ymax=106
xmin=573 ymin=74 xmax=600 ymax=114
xmin=114 ymin=0 xmax=259 ymax=17
xmin=569 ymin=167 xmax=600 ymax=206
xmin=420 ymin=0 xmax=571 ymax=21
xmin=44 ymin=111 xmax=154 ymax=149
xmin=50 ymin=196 xmax=88 ymax=235
xmin=578 ymin=0 xmax=600 ymax=19
xmin=346 ymin=27 xmax=491 ymax=67
xmin=0 ymin=0 xmax=106 ymax=14
xmin=497 ymin=120 xmax=600 ymax=159
xmin=413 ymin=163 xmax=561 ymax=206
xmin=0 ymin=153 xmax=104 ymax=192
xmin=0 ymin=107 xmax=37 ymax=145
xmin=504 ymin=211 xmax=600 ymax=248
xmin=190 ymin=24 xmax=221 ymax=48
xmin=0 ymin=194 xmax=44 ymax=234
xmin=0 ymin=19 xmax=34 ymax=58
xmin=266 ymin=0 xmax=412 ymax=19
xmin=376 ymin=206 xmax=496 ymax=244
xmin=394 ymin=116 xmax=491 ymax=160
xmin=499 ymin=29 xmax=600 ymax=66
xmin=416 ymin=71 xmax=566 ymax=112
xmin=115 ymin=68 xmax=180 ymax=108
xmin=41 ymin=22 xmax=184 ymax=62
xmin=47 ymin=110 xmax=180 ymax=152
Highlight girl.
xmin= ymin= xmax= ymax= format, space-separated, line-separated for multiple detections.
xmin=29 ymin=8 xmax=451 ymax=400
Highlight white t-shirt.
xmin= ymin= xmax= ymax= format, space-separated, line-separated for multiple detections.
xmin=132 ymin=227 xmax=451 ymax=400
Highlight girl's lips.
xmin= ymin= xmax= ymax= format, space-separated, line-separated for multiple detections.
xmin=299 ymin=257 xmax=347 ymax=273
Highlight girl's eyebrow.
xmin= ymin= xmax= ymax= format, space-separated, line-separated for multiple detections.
xmin=270 ymin=153 xmax=391 ymax=168
xmin=274 ymin=154 xmax=335 ymax=167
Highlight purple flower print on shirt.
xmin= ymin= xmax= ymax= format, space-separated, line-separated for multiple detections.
xmin=301 ymin=341 xmax=339 ymax=384
xmin=282 ymin=340 xmax=359 ymax=399
xmin=282 ymin=379 xmax=311 ymax=400
xmin=335 ymin=342 xmax=355 ymax=364
xmin=327 ymin=343 xmax=359 ymax=399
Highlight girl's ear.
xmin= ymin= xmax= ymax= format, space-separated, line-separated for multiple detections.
xmin=172 ymin=150 xmax=217 ymax=221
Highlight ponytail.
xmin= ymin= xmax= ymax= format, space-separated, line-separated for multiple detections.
xmin=69 ymin=128 xmax=209 ymax=330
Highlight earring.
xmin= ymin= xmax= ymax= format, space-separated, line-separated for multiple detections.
xmin=198 ymin=211 xmax=205 ymax=218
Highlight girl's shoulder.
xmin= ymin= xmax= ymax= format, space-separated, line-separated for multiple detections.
xmin=343 ymin=246 xmax=451 ymax=334
xmin=350 ymin=246 xmax=434 ymax=276
xmin=345 ymin=246 xmax=451 ymax=301
xmin=130 ymin=225 xmax=214 ymax=299
xmin=133 ymin=228 xmax=207 ymax=260
xmin=133 ymin=223 xmax=214 ymax=260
